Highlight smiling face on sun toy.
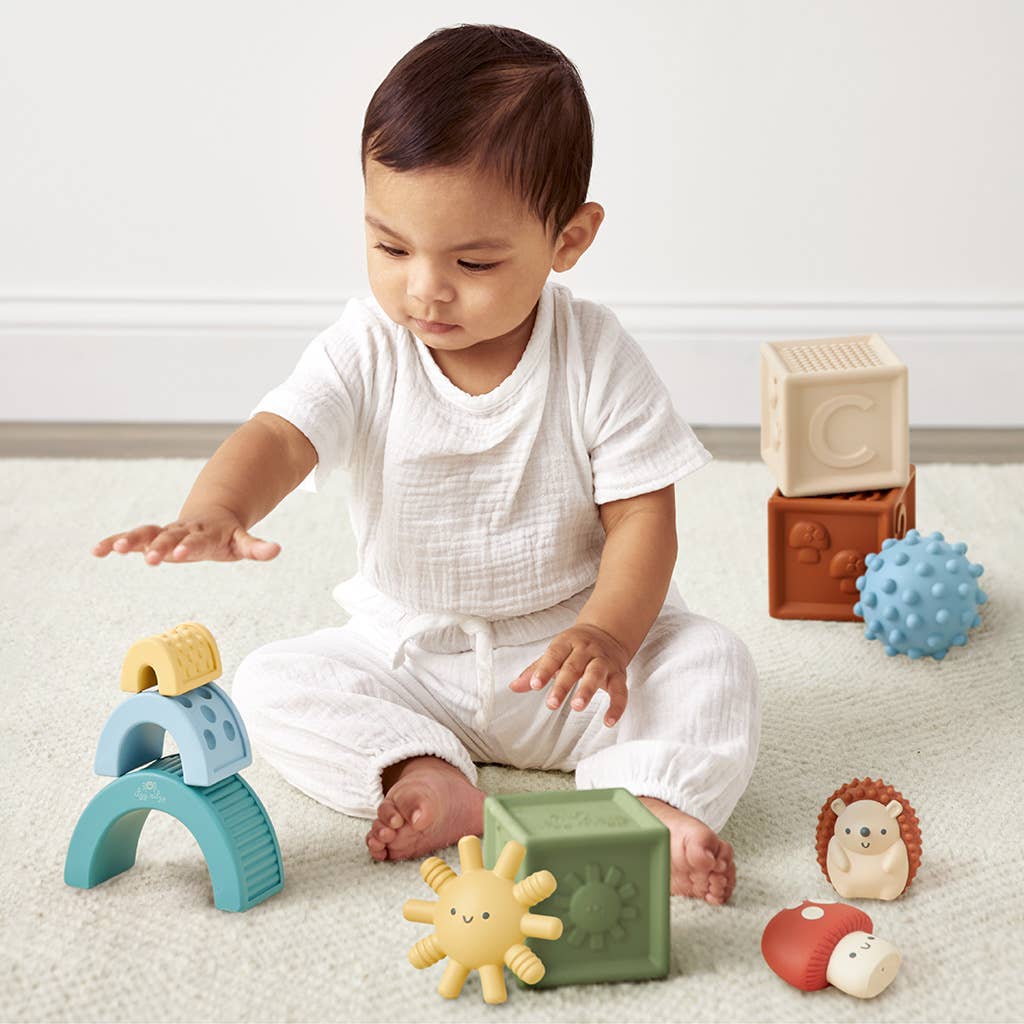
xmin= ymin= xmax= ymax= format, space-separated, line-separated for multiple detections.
xmin=434 ymin=863 xmax=525 ymax=963
xmin=402 ymin=835 xmax=564 ymax=1004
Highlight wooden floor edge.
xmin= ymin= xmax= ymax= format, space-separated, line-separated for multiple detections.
xmin=0 ymin=422 xmax=1021 ymax=462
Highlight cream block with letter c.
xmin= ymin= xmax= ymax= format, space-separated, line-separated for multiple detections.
xmin=760 ymin=334 xmax=909 ymax=497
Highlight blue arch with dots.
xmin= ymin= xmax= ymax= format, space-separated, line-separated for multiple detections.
xmin=94 ymin=683 xmax=251 ymax=788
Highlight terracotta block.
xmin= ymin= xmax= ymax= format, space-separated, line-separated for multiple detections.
xmin=768 ymin=466 xmax=917 ymax=620
xmin=760 ymin=334 xmax=909 ymax=497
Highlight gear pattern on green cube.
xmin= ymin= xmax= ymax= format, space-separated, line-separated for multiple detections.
xmin=483 ymin=788 xmax=670 ymax=988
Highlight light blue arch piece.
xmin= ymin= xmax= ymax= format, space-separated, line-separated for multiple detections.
xmin=94 ymin=681 xmax=251 ymax=787
xmin=65 ymin=753 xmax=283 ymax=912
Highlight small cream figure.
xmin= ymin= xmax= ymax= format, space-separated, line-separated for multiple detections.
xmin=402 ymin=835 xmax=564 ymax=1004
xmin=816 ymin=778 xmax=922 ymax=900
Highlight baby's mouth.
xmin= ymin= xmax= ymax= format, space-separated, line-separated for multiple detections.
xmin=462 ymin=915 xmax=473 ymax=923
xmin=861 ymin=841 xmax=871 ymax=848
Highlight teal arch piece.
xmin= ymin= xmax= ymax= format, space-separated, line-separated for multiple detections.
xmin=94 ymin=682 xmax=251 ymax=787
xmin=65 ymin=753 xmax=283 ymax=912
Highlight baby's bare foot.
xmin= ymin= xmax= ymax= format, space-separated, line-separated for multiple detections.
xmin=365 ymin=755 xmax=485 ymax=862
xmin=638 ymin=797 xmax=736 ymax=904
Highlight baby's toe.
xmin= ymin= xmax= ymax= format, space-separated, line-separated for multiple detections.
xmin=381 ymin=833 xmax=419 ymax=861
xmin=391 ymin=786 xmax=431 ymax=831
xmin=706 ymin=874 xmax=728 ymax=902
xmin=682 ymin=839 xmax=717 ymax=874
xmin=365 ymin=828 xmax=388 ymax=861
xmin=376 ymin=797 xmax=405 ymax=830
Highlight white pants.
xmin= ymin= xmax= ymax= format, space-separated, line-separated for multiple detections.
xmin=231 ymin=574 xmax=761 ymax=833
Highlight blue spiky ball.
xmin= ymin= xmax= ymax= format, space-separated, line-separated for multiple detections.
xmin=852 ymin=528 xmax=987 ymax=660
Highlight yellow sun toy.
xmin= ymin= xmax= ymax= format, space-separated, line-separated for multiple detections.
xmin=402 ymin=835 xmax=564 ymax=1004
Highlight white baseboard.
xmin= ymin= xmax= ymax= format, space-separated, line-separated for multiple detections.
xmin=2 ymin=292 xmax=1022 ymax=426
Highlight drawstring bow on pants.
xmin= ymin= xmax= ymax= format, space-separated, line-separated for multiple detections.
xmin=389 ymin=612 xmax=496 ymax=732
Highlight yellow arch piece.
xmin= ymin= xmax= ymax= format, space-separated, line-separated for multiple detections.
xmin=120 ymin=621 xmax=222 ymax=696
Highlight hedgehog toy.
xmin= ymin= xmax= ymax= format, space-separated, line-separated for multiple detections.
xmin=815 ymin=778 xmax=922 ymax=900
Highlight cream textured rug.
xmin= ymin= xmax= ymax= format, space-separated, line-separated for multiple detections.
xmin=1 ymin=457 xmax=1021 ymax=1023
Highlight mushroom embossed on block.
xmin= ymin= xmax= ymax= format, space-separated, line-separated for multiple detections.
xmin=816 ymin=778 xmax=922 ymax=900
xmin=767 ymin=467 xmax=916 ymax=620
xmin=761 ymin=899 xmax=901 ymax=998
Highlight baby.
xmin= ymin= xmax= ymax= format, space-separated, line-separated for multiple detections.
xmin=93 ymin=24 xmax=760 ymax=905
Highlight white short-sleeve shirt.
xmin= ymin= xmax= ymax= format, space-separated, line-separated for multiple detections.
xmin=250 ymin=279 xmax=711 ymax=619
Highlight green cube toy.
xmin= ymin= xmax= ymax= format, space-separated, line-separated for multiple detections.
xmin=483 ymin=788 xmax=670 ymax=988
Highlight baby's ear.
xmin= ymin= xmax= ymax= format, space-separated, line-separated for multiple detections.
xmin=885 ymin=800 xmax=903 ymax=818
xmin=831 ymin=798 xmax=847 ymax=816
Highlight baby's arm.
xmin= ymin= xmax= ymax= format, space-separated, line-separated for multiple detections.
xmin=509 ymin=484 xmax=678 ymax=726
xmin=575 ymin=483 xmax=679 ymax=660
xmin=93 ymin=412 xmax=317 ymax=565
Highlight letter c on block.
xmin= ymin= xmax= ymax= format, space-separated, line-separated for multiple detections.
xmin=808 ymin=395 xmax=875 ymax=468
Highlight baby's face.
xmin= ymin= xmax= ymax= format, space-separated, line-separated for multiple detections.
xmin=363 ymin=159 xmax=561 ymax=353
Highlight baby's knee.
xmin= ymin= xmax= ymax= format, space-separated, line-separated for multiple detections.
xmin=671 ymin=613 xmax=760 ymax=709
xmin=676 ymin=612 xmax=756 ymax=671
xmin=230 ymin=641 xmax=294 ymax=722
xmin=712 ymin=620 xmax=758 ymax=689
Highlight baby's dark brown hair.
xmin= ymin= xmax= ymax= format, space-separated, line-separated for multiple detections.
xmin=361 ymin=24 xmax=594 ymax=246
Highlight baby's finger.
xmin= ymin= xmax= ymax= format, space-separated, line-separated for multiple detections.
xmin=507 ymin=664 xmax=538 ymax=693
xmin=232 ymin=529 xmax=281 ymax=561
xmin=529 ymin=638 xmax=573 ymax=691
xmin=546 ymin=652 xmax=590 ymax=710
xmin=168 ymin=528 xmax=222 ymax=562
xmin=570 ymin=661 xmax=609 ymax=711
xmin=603 ymin=673 xmax=629 ymax=726
xmin=92 ymin=525 xmax=162 ymax=556
xmin=143 ymin=526 xmax=190 ymax=565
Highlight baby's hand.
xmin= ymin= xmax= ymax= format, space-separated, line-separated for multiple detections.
xmin=508 ymin=623 xmax=630 ymax=727
xmin=92 ymin=508 xmax=280 ymax=566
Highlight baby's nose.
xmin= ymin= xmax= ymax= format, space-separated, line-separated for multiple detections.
xmin=860 ymin=827 xmax=871 ymax=837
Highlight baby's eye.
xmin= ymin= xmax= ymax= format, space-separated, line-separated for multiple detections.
xmin=482 ymin=912 xmax=490 ymax=920
xmin=450 ymin=907 xmax=456 ymax=915
xmin=374 ymin=243 xmax=498 ymax=273
xmin=845 ymin=828 xmax=851 ymax=834
xmin=881 ymin=828 xmax=887 ymax=835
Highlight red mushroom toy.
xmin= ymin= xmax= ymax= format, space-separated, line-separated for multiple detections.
xmin=761 ymin=899 xmax=901 ymax=999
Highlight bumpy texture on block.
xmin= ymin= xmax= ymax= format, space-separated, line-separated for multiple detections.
xmin=853 ymin=529 xmax=987 ymax=659
xmin=483 ymin=788 xmax=669 ymax=988
xmin=120 ymin=621 xmax=222 ymax=697
xmin=761 ymin=334 xmax=909 ymax=497
xmin=768 ymin=467 xmax=916 ymax=620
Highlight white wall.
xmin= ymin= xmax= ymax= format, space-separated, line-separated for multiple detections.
xmin=2 ymin=0 xmax=1022 ymax=425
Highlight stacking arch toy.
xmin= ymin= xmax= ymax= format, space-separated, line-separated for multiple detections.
xmin=65 ymin=622 xmax=283 ymax=912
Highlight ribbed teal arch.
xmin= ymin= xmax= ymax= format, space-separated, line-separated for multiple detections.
xmin=65 ymin=754 xmax=283 ymax=912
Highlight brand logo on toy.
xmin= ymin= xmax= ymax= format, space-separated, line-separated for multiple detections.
xmin=542 ymin=811 xmax=629 ymax=832
xmin=134 ymin=779 xmax=167 ymax=804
